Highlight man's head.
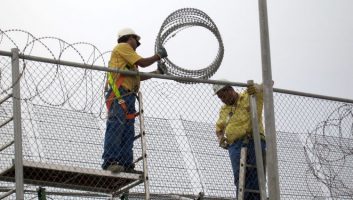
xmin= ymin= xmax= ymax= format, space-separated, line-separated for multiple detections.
xmin=117 ymin=28 xmax=141 ymax=50
xmin=213 ymin=80 xmax=238 ymax=105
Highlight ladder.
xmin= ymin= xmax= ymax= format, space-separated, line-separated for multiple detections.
xmin=237 ymin=81 xmax=267 ymax=200
xmin=112 ymin=91 xmax=151 ymax=200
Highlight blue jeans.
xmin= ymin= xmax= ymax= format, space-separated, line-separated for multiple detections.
xmin=228 ymin=138 xmax=266 ymax=200
xmin=102 ymin=88 xmax=136 ymax=169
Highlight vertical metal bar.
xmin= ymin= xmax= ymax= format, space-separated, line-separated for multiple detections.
xmin=138 ymin=92 xmax=150 ymax=200
xmin=11 ymin=48 xmax=24 ymax=200
xmin=247 ymin=80 xmax=267 ymax=200
xmin=257 ymin=0 xmax=281 ymax=199
xmin=237 ymin=146 xmax=248 ymax=200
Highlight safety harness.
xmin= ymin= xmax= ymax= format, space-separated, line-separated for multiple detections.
xmin=106 ymin=71 xmax=139 ymax=120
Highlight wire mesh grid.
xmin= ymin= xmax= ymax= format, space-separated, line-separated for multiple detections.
xmin=0 ymin=54 xmax=352 ymax=200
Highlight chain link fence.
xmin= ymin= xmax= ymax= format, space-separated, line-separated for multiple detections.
xmin=0 ymin=53 xmax=352 ymax=200
xmin=1 ymin=29 xmax=353 ymax=200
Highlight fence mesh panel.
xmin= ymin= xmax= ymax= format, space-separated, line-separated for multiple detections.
xmin=0 ymin=53 xmax=352 ymax=200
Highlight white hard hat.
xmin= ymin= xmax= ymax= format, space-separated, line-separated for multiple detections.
xmin=117 ymin=28 xmax=141 ymax=41
xmin=212 ymin=79 xmax=229 ymax=95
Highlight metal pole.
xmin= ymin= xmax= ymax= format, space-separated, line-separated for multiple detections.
xmin=257 ymin=0 xmax=281 ymax=199
xmin=11 ymin=48 xmax=24 ymax=200
xmin=247 ymin=80 xmax=267 ymax=200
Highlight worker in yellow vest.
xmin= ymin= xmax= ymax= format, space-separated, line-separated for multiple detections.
xmin=102 ymin=28 xmax=167 ymax=172
xmin=213 ymin=80 xmax=266 ymax=200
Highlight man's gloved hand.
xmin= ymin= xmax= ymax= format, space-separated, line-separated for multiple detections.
xmin=157 ymin=62 xmax=166 ymax=74
xmin=247 ymin=84 xmax=256 ymax=95
xmin=219 ymin=137 xmax=229 ymax=150
xmin=156 ymin=46 xmax=168 ymax=59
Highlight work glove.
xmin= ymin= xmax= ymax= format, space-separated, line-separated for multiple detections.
xmin=247 ymin=84 xmax=256 ymax=95
xmin=156 ymin=46 xmax=168 ymax=59
xmin=157 ymin=62 xmax=166 ymax=74
xmin=219 ymin=137 xmax=229 ymax=150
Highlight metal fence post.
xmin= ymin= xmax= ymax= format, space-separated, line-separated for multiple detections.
xmin=257 ymin=0 xmax=281 ymax=199
xmin=11 ymin=48 xmax=24 ymax=200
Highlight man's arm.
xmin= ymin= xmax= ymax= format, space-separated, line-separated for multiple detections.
xmin=135 ymin=55 xmax=161 ymax=68
xmin=136 ymin=47 xmax=168 ymax=68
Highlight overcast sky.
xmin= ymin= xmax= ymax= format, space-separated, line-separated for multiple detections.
xmin=1 ymin=0 xmax=353 ymax=100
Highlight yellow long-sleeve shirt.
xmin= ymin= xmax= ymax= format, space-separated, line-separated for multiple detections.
xmin=216 ymin=84 xmax=265 ymax=144
xmin=108 ymin=43 xmax=142 ymax=92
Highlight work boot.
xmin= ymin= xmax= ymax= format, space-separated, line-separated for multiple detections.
xmin=106 ymin=163 xmax=125 ymax=173
xmin=120 ymin=192 xmax=129 ymax=200
xmin=125 ymin=163 xmax=139 ymax=173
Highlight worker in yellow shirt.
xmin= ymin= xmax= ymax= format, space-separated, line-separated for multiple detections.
xmin=102 ymin=28 xmax=167 ymax=172
xmin=213 ymin=80 xmax=266 ymax=200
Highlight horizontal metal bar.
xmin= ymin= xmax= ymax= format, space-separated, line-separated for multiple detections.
xmin=0 ymin=140 xmax=14 ymax=152
xmin=169 ymin=194 xmax=195 ymax=200
xmin=112 ymin=180 xmax=144 ymax=197
xmin=0 ymin=50 xmax=12 ymax=57
xmin=0 ymin=50 xmax=246 ymax=86
xmin=274 ymin=88 xmax=353 ymax=104
xmin=0 ymin=94 xmax=12 ymax=105
xmin=0 ymin=188 xmax=109 ymax=198
xmin=0 ymin=188 xmax=15 ymax=199
xmin=0 ymin=117 xmax=13 ymax=128
xmin=1 ymin=50 xmax=352 ymax=103
xmin=39 ymin=190 xmax=110 ymax=198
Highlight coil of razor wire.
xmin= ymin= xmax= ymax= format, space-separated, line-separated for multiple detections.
xmin=155 ymin=8 xmax=224 ymax=80
xmin=304 ymin=104 xmax=353 ymax=197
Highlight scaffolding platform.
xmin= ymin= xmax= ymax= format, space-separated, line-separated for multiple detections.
xmin=0 ymin=160 xmax=143 ymax=194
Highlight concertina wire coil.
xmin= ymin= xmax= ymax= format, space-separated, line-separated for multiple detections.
xmin=155 ymin=8 xmax=224 ymax=81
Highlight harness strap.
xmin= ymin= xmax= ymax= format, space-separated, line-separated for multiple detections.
xmin=106 ymin=71 xmax=139 ymax=120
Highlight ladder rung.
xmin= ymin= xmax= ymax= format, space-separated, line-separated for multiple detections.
xmin=0 ymin=117 xmax=13 ymax=128
xmin=0 ymin=188 xmax=16 ymax=199
xmin=134 ymin=134 xmax=141 ymax=141
xmin=244 ymin=189 xmax=260 ymax=194
xmin=0 ymin=140 xmax=14 ymax=152
xmin=0 ymin=94 xmax=12 ymax=105
xmin=133 ymin=156 xmax=143 ymax=164
xmin=246 ymin=164 xmax=257 ymax=168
